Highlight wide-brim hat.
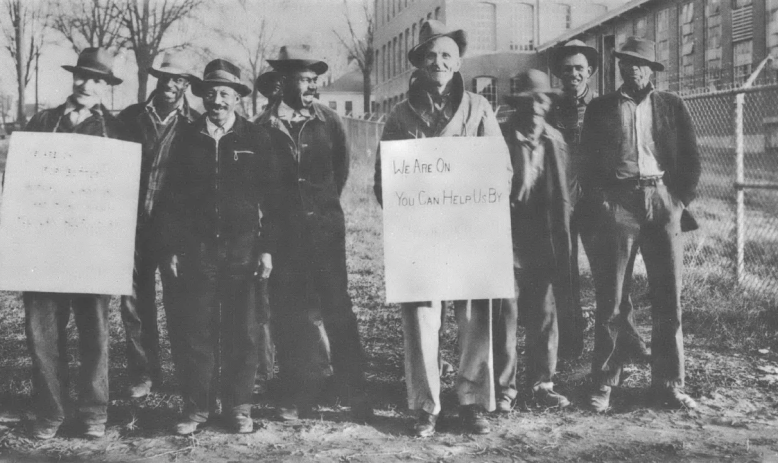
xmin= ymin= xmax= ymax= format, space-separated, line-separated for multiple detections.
xmin=148 ymin=51 xmax=199 ymax=81
xmin=255 ymin=71 xmax=282 ymax=99
xmin=613 ymin=36 xmax=665 ymax=71
xmin=504 ymin=69 xmax=561 ymax=105
xmin=551 ymin=39 xmax=599 ymax=77
xmin=62 ymin=47 xmax=122 ymax=86
xmin=267 ymin=46 xmax=328 ymax=75
xmin=408 ymin=20 xmax=467 ymax=68
xmin=191 ymin=58 xmax=251 ymax=97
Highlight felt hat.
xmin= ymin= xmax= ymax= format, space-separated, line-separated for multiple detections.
xmin=148 ymin=51 xmax=199 ymax=81
xmin=407 ymin=20 xmax=467 ymax=68
xmin=267 ymin=46 xmax=328 ymax=75
xmin=62 ymin=47 xmax=122 ymax=86
xmin=505 ymin=69 xmax=561 ymax=105
xmin=551 ymin=39 xmax=599 ymax=77
xmin=191 ymin=59 xmax=251 ymax=97
xmin=255 ymin=71 xmax=283 ymax=98
xmin=613 ymin=36 xmax=665 ymax=71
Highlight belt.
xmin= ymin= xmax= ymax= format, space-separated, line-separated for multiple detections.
xmin=609 ymin=176 xmax=664 ymax=189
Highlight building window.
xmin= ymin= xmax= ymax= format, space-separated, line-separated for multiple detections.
xmin=399 ymin=32 xmax=404 ymax=73
xmin=546 ymin=4 xmax=572 ymax=42
xmin=509 ymin=76 xmax=521 ymax=95
xmin=435 ymin=7 xmax=441 ymax=20
xmin=345 ymin=101 xmax=353 ymax=114
xmin=473 ymin=76 xmax=497 ymax=109
xmin=732 ymin=0 xmax=751 ymax=7
xmin=655 ymin=8 xmax=671 ymax=90
xmin=731 ymin=0 xmax=753 ymax=43
xmin=329 ymin=101 xmax=337 ymax=110
xmin=382 ymin=45 xmax=386 ymax=81
xmin=392 ymin=37 xmax=397 ymax=77
xmin=411 ymin=23 xmax=417 ymax=47
xmin=768 ymin=0 xmax=778 ymax=60
xmin=375 ymin=49 xmax=380 ymax=83
xmin=510 ymin=3 xmax=534 ymax=51
xmin=679 ymin=2 xmax=695 ymax=90
xmin=734 ymin=39 xmax=753 ymax=84
xmin=405 ymin=29 xmax=410 ymax=71
xmin=634 ymin=16 xmax=648 ymax=38
xmin=705 ymin=0 xmax=722 ymax=86
xmin=472 ymin=3 xmax=497 ymax=52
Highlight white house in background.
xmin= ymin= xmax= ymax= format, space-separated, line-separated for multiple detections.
xmin=318 ymin=70 xmax=372 ymax=118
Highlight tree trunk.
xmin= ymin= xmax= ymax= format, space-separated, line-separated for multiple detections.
xmin=15 ymin=1 xmax=26 ymax=123
xmin=252 ymin=87 xmax=258 ymax=117
xmin=136 ymin=59 xmax=151 ymax=103
xmin=362 ymin=69 xmax=371 ymax=114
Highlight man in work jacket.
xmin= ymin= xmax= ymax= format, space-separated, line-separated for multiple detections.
xmin=117 ymin=51 xmax=201 ymax=399
xmin=165 ymin=59 xmax=281 ymax=435
xmin=373 ymin=20 xmax=511 ymax=437
xmin=23 ymin=48 xmax=126 ymax=440
xmin=256 ymin=46 xmax=372 ymax=423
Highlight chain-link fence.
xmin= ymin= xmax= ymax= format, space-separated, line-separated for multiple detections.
xmin=342 ymin=80 xmax=778 ymax=296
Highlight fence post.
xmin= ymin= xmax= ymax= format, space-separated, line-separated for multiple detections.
xmin=735 ymin=91 xmax=745 ymax=285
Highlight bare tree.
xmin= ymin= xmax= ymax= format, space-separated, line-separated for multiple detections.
xmin=120 ymin=0 xmax=204 ymax=103
xmin=1 ymin=0 xmax=49 ymax=124
xmin=333 ymin=0 xmax=374 ymax=114
xmin=49 ymin=0 xmax=126 ymax=54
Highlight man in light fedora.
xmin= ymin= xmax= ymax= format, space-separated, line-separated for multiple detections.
xmin=493 ymin=70 xmax=572 ymax=413
xmin=165 ymin=58 xmax=282 ymax=434
xmin=256 ymin=45 xmax=372 ymax=423
xmin=580 ymin=37 xmax=701 ymax=412
xmin=22 ymin=47 xmax=126 ymax=439
xmin=117 ymin=51 xmax=201 ymax=400
xmin=550 ymin=40 xmax=651 ymax=365
xmin=373 ymin=20 xmax=509 ymax=437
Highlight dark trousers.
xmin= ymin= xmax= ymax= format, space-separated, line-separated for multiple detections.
xmin=120 ymin=231 xmax=183 ymax=385
xmin=178 ymin=242 xmax=261 ymax=422
xmin=589 ymin=185 xmax=685 ymax=388
xmin=24 ymin=292 xmax=110 ymax=426
xmin=272 ymin=235 xmax=366 ymax=402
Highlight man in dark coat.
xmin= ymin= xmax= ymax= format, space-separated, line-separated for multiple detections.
xmin=23 ymin=48 xmax=126 ymax=440
xmin=117 ymin=51 xmax=200 ymax=399
xmin=255 ymin=46 xmax=371 ymax=423
xmin=494 ymin=70 xmax=573 ymax=412
xmin=580 ymin=37 xmax=701 ymax=412
xmin=165 ymin=59 xmax=281 ymax=435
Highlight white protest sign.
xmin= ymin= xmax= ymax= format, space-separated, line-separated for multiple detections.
xmin=0 ymin=132 xmax=141 ymax=295
xmin=380 ymin=136 xmax=514 ymax=303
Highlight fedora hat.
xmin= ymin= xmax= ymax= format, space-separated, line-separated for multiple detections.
xmin=255 ymin=71 xmax=283 ymax=99
xmin=614 ymin=36 xmax=664 ymax=71
xmin=148 ymin=51 xmax=199 ymax=81
xmin=62 ymin=47 xmax=122 ymax=86
xmin=408 ymin=20 xmax=467 ymax=68
xmin=551 ymin=39 xmax=599 ymax=77
xmin=191 ymin=59 xmax=251 ymax=97
xmin=505 ymin=69 xmax=561 ymax=105
xmin=267 ymin=46 xmax=328 ymax=75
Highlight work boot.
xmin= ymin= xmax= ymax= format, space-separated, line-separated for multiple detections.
xmin=30 ymin=420 xmax=60 ymax=440
xmin=533 ymin=387 xmax=571 ymax=408
xmin=650 ymin=386 xmax=698 ymax=410
xmin=495 ymin=395 xmax=513 ymax=413
xmin=174 ymin=419 xmax=202 ymax=435
xmin=127 ymin=379 xmax=152 ymax=399
xmin=588 ymin=385 xmax=611 ymax=413
xmin=83 ymin=423 xmax=105 ymax=439
xmin=412 ymin=411 xmax=438 ymax=437
xmin=460 ymin=405 xmax=490 ymax=435
xmin=231 ymin=413 xmax=254 ymax=433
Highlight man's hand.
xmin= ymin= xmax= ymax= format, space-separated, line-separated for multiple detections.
xmin=169 ymin=254 xmax=180 ymax=278
xmin=254 ymin=253 xmax=273 ymax=280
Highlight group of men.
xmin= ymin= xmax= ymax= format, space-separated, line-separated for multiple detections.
xmin=13 ymin=17 xmax=700 ymax=440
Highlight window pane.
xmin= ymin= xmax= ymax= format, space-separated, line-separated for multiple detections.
xmin=510 ymin=3 xmax=534 ymax=51
xmin=472 ymin=3 xmax=497 ymax=51
xmin=473 ymin=76 xmax=497 ymax=109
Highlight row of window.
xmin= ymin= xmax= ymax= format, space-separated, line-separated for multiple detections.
xmin=378 ymin=0 xmax=423 ymax=26
xmin=375 ymin=9 xmax=440 ymax=85
xmin=327 ymin=100 xmax=354 ymax=114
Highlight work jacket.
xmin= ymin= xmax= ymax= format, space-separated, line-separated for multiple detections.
xmin=25 ymin=102 xmax=125 ymax=139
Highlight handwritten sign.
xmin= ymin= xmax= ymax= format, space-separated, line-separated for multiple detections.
xmin=380 ymin=136 xmax=514 ymax=303
xmin=0 ymin=132 xmax=141 ymax=295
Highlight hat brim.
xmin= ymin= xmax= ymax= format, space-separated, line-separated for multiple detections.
xmin=191 ymin=79 xmax=252 ymax=98
xmin=267 ymin=59 xmax=328 ymax=75
xmin=408 ymin=30 xmax=468 ymax=68
xmin=148 ymin=67 xmax=199 ymax=81
xmin=551 ymin=46 xmax=600 ymax=77
xmin=62 ymin=65 xmax=122 ymax=85
xmin=613 ymin=51 xmax=665 ymax=72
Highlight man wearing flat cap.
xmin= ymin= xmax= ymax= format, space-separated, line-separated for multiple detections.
xmin=256 ymin=46 xmax=371 ymax=423
xmin=580 ymin=37 xmax=700 ymax=412
xmin=492 ymin=70 xmax=572 ymax=413
xmin=374 ymin=20 xmax=509 ymax=437
xmin=117 ymin=51 xmax=201 ymax=400
xmin=165 ymin=58 xmax=282 ymax=434
xmin=550 ymin=40 xmax=650 ymax=364
xmin=22 ymin=47 xmax=126 ymax=440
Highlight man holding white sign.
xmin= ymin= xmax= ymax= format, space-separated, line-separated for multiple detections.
xmin=18 ymin=48 xmax=128 ymax=440
xmin=373 ymin=20 xmax=512 ymax=437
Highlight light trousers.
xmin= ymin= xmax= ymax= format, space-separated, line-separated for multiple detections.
xmin=402 ymin=300 xmax=495 ymax=415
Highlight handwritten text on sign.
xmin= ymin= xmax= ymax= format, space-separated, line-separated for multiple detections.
xmin=0 ymin=132 xmax=141 ymax=295
xmin=380 ymin=136 xmax=514 ymax=303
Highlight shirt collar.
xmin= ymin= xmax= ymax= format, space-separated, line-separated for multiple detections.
xmin=64 ymin=96 xmax=101 ymax=116
xmin=205 ymin=112 xmax=236 ymax=136
xmin=277 ymin=100 xmax=313 ymax=122
xmin=619 ymin=82 xmax=654 ymax=103
xmin=146 ymin=94 xmax=185 ymax=124
xmin=514 ymin=123 xmax=547 ymax=147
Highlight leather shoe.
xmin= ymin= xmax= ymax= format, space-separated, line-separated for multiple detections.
xmin=460 ymin=405 xmax=490 ymax=435
xmin=533 ymin=388 xmax=571 ymax=408
xmin=588 ymin=385 xmax=611 ymax=413
xmin=412 ymin=411 xmax=437 ymax=437
xmin=650 ymin=386 xmax=698 ymax=410
xmin=127 ymin=379 xmax=152 ymax=399
xmin=495 ymin=395 xmax=513 ymax=413
xmin=31 ymin=420 xmax=60 ymax=440
xmin=83 ymin=423 xmax=105 ymax=439
xmin=232 ymin=413 xmax=254 ymax=433
xmin=175 ymin=419 xmax=202 ymax=435
xmin=275 ymin=405 xmax=299 ymax=422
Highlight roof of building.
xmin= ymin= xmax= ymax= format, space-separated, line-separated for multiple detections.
xmin=537 ymin=0 xmax=653 ymax=52
xmin=319 ymin=69 xmax=364 ymax=94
